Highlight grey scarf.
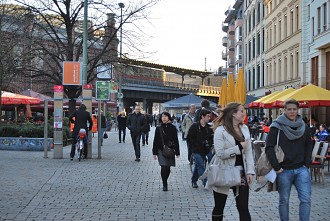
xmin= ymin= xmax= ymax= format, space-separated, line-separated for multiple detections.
xmin=270 ymin=114 xmax=305 ymax=140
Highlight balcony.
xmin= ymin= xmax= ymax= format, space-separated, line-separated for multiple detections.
xmin=225 ymin=9 xmax=237 ymax=23
xmin=222 ymin=22 xmax=228 ymax=32
xmin=228 ymin=58 xmax=235 ymax=68
xmin=228 ymin=24 xmax=235 ymax=35
xmin=228 ymin=39 xmax=235 ymax=51
xmin=222 ymin=36 xmax=228 ymax=46
xmin=222 ymin=50 xmax=228 ymax=60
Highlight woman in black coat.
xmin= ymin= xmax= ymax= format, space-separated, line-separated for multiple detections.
xmin=153 ymin=112 xmax=180 ymax=191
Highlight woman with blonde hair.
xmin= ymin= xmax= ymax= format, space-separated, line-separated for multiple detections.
xmin=211 ymin=102 xmax=255 ymax=221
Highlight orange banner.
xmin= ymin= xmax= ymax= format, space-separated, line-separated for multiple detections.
xmin=63 ymin=61 xmax=81 ymax=85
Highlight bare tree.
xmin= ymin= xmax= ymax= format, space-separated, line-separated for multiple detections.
xmin=12 ymin=0 xmax=159 ymax=112
xmin=0 ymin=2 xmax=34 ymax=116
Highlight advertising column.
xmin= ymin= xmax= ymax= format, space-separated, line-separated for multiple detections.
xmin=53 ymin=85 xmax=64 ymax=159
xmin=83 ymin=84 xmax=93 ymax=159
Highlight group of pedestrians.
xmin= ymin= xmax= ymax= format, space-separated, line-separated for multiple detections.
xmin=69 ymin=98 xmax=314 ymax=221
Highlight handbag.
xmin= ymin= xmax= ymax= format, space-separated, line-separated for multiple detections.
xmin=207 ymin=158 xmax=241 ymax=187
xmin=256 ymin=130 xmax=284 ymax=177
xmin=159 ymin=127 xmax=175 ymax=158
xmin=103 ymin=132 xmax=108 ymax=139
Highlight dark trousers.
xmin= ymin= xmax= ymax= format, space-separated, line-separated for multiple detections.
xmin=131 ymin=133 xmax=141 ymax=158
xmin=212 ymin=185 xmax=251 ymax=221
xmin=70 ymin=136 xmax=87 ymax=158
xmin=142 ymin=131 xmax=149 ymax=144
xmin=118 ymin=128 xmax=126 ymax=142
xmin=161 ymin=166 xmax=171 ymax=186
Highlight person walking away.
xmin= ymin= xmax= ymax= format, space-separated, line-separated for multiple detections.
xmin=100 ymin=110 xmax=106 ymax=146
xmin=194 ymin=99 xmax=210 ymax=122
xmin=117 ymin=111 xmax=127 ymax=143
xmin=187 ymin=109 xmax=213 ymax=188
xmin=265 ymin=99 xmax=313 ymax=221
xmin=153 ymin=114 xmax=158 ymax=127
xmin=141 ymin=111 xmax=151 ymax=146
xmin=127 ymin=106 xmax=146 ymax=161
xmin=152 ymin=112 xmax=180 ymax=191
xmin=211 ymin=102 xmax=255 ymax=221
xmin=69 ymin=104 xmax=93 ymax=160
xmin=181 ymin=104 xmax=196 ymax=162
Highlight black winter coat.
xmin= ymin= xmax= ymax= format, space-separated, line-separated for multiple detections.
xmin=69 ymin=109 xmax=93 ymax=138
xmin=153 ymin=123 xmax=180 ymax=156
xmin=117 ymin=115 xmax=127 ymax=130
xmin=187 ymin=122 xmax=213 ymax=156
xmin=127 ymin=112 xmax=146 ymax=135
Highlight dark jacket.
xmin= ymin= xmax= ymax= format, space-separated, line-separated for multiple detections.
xmin=101 ymin=114 xmax=106 ymax=128
xmin=265 ymin=125 xmax=313 ymax=171
xmin=117 ymin=114 xmax=127 ymax=130
xmin=127 ymin=112 xmax=146 ymax=135
xmin=142 ymin=114 xmax=152 ymax=132
xmin=187 ymin=122 xmax=213 ymax=156
xmin=69 ymin=109 xmax=93 ymax=138
xmin=153 ymin=123 xmax=180 ymax=156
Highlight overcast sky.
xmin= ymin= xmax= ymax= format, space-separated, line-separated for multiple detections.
xmin=141 ymin=0 xmax=233 ymax=71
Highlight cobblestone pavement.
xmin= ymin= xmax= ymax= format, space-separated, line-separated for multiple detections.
xmin=0 ymin=127 xmax=329 ymax=221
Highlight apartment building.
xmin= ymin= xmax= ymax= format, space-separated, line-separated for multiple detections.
xmin=302 ymin=0 xmax=330 ymax=123
xmin=244 ymin=0 xmax=267 ymax=97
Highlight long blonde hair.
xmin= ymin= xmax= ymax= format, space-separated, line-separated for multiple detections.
xmin=213 ymin=102 xmax=244 ymax=142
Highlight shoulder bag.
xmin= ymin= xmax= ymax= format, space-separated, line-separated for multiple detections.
xmin=256 ymin=130 xmax=284 ymax=177
xmin=207 ymin=156 xmax=241 ymax=187
xmin=159 ymin=127 xmax=175 ymax=158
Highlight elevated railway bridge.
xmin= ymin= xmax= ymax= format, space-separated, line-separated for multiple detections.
xmin=118 ymin=58 xmax=222 ymax=113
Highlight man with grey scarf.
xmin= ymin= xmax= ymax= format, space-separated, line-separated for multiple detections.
xmin=265 ymin=99 xmax=313 ymax=221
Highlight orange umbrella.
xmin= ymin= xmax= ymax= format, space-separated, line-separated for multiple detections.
xmin=234 ymin=67 xmax=246 ymax=105
xmin=219 ymin=77 xmax=227 ymax=107
xmin=261 ymin=88 xmax=295 ymax=108
xmin=248 ymin=91 xmax=281 ymax=108
xmin=271 ymin=84 xmax=330 ymax=108
xmin=227 ymin=74 xmax=235 ymax=103
xmin=1 ymin=91 xmax=40 ymax=105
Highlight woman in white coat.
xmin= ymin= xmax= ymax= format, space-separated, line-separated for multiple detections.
xmin=211 ymin=103 xmax=255 ymax=221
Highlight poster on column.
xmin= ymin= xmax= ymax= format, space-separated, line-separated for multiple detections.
xmin=62 ymin=61 xmax=82 ymax=85
xmin=96 ymin=81 xmax=110 ymax=100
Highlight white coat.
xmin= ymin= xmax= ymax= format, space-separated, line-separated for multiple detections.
xmin=211 ymin=124 xmax=255 ymax=195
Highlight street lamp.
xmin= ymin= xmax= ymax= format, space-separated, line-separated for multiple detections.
xmin=82 ymin=0 xmax=88 ymax=85
xmin=118 ymin=2 xmax=125 ymax=111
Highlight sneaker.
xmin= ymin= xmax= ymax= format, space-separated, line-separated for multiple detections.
xmin=70 ymin=157 xmax=73 ymax=161
xmin=163 ymin=185 xmax=168 ymax=191
xmin=142 ymin=143 xmax=145 ymax=146
xmin=146 ymin=141 xmax=148 ymax=145
xmin=119 ymin=141 xmax=121 ymax=143
xmin=123 ymin=140 xmax=125 ymax=143
xmin=192 ymin=182 xmax=198 ymax=188
xmin=135 ymin=158 xmax=140 ymax=162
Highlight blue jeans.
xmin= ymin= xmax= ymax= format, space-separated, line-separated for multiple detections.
xmin=277 ymin=166 xmax=311 ymax=221
xmin=191 ymin=153 xmax=206 ymax=185
xmin=100 ymin=128 xmax=105 ymax=145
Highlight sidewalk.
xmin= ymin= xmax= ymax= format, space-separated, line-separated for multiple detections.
xmin=0 ymin=126 xmax=329 ymax=221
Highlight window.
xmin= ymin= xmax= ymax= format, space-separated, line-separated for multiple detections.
xmin=284 ymin=14 xmax=287 ymax=37
xmin=279 ymin=19 xmax=282 ymax=41
xmin=249 ymin=14 xmax=252 ymax=32
xmin=284 ymin=56 xmax=288 ymax=80
xmin=318 ymin=7 xmax=321 ymax=34
xmin=296 ymin=50 xmax=299 ymax=79
xmin=278 ymin=58 xmax=282 ymax=82
xmin=274 ymin=23 xmax=277 ymax=44
xmin=290 ymin=53 xmax=294 ymax=80
xmin=270 ymin=28 xmax=272 ymax=47
xmin=262 ymin=61 xmax=265 ymax=87
xmin=257 ymin=32 xmax=261 ymax=55
xmin=253 ymin=67 xmax=256 ymax=89
xmin=262 ymin=28 xmax=265 ymax=52
xmin=296 ymin=5 xmax=299 ymax=30
xmin=290 ymin=9 xmax=294 ymax=34
xmin=253 ymin=37 xmax=256 ymax=58
xmin=253 ymin=9 xmax=255 ymax=28
xmin=257 ymin=3 xmax=260 ymax=23
xmin=312 ymin=17 xmax=315 ymax=36
xmin=257 ymin=64 xmax=261 ymax=88
xmin=274 ymin=60 xmax=277 ymax=83
xmin=323 ymin=3 xmax=327 ymax=31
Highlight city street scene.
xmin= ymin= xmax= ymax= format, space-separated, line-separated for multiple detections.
xmin=1 ymin=0 xmax=330 ymax=221
xmin=0 ymin=129 xmax=329 ymax=221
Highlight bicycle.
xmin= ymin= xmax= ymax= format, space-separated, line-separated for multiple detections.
xmin=76 ymin=129 xmax=87 ymax=161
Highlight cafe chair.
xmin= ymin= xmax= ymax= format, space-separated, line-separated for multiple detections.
xmin=310 ymin=142 xmax=328 ymax=183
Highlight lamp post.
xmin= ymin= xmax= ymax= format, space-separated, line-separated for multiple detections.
xmin=118 ymin=2 xmax=125 ymax=111
xmin=82 ymin=0 xmax=88 ymax=85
